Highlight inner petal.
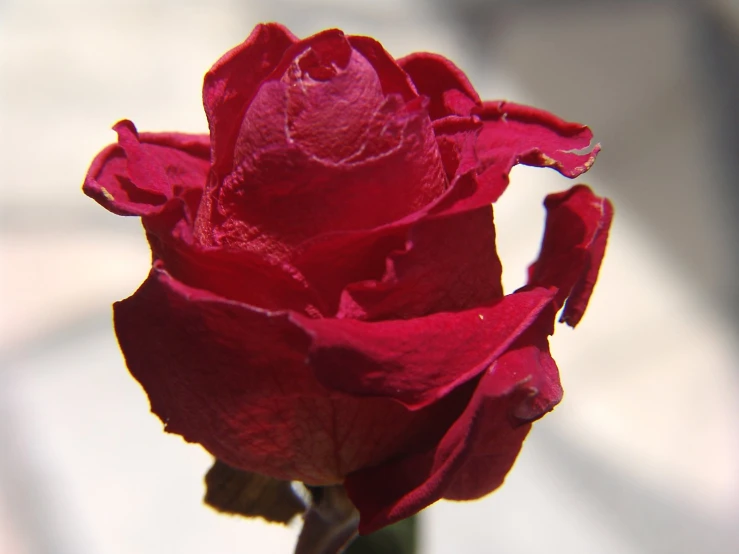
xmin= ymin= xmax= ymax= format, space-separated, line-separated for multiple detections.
xmin=286 ymin=47 xmax=391 ymax=164
xmin=200 ymin=37 xmax=448 ymax=268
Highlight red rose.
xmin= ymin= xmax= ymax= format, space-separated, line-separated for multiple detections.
xmin=83 ymin=23 xmax=611 ymax=534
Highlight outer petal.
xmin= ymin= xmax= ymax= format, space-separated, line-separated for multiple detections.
xmin=293 ymin=172 xmax=495 ymax=314
xmin=528 ymin=184 xmax=614 ymax=326
xmin=442 ymin=324 xmax=563 ymax=500
xmin=295 ymin=287 xmax=555 ymax=410
xmin=344 ymin=325 xmax=562 ymax=534
xmin=114 ymin=267 xmax=467 ymax=484
xmin=83 ymin=119 xmax=321 ymax=314
xmin=343 ymin=187 xmax=612 ymax=531
xmin=146 ymin=226 xmax=325 ymax=314
xmin=434 ymin=101 xmax=600 ymax=204
xmin=337 ymin=205 xmax=503 ymax=320
xmin=348 ymin=35 xmax=417 ymax=101
xmin=203 ymin=23 xmax=297 ymax=175
xmin=473 ymin=101 xmax=600 ymax=178
xmin=399 ymin=52 xmax=480 ymax=119
xmin=295 ymin=224 xmax=410 ymax=314
xmin=82 ymin=120 xmax=210 ymax=217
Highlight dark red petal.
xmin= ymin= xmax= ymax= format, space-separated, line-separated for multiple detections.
xmin=82 ymin=120 xmax=210 ymax=217
xmin=399 ymin=53 xmax=481 ymax=119
xmin=294 ymin=287 xmax=555 ymax=410
xmin=348 ymin=36 xmax=418 ymax=101
xmin=337 ymin=204 xmax=503 ymax=320
xmin=114 ymin=268 xmax=456 ymax=484
xmin=81 ymin=121 xmax=318 ymax=313
xmin=432 ymin=103 xmax=600 ymax=208
xmin=441 ymin=323 xmax=563 ymax=497
xmin=197 ymin=32 xmax=446 ymax=260
xmin=114 ymin=267 xmax=330 ymax=484
xmin=432 ymin=116 xmax=481 ymax=181
xmin=472 ymin=101 xmax=600 ymax=201
xmin=202 ymin=23 xmax=297 ymax=175
xmin=345 ymin=325 xmax=561 ymax=534
xmin=146 ymin=227 xmax=326 ymax=314
xmin=293 ymin=172 xmax=489 ymax=313
xmin=528 ymin=184 xmax=614 ymax=326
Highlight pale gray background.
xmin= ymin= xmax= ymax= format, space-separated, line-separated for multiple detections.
xmin=2 ymin=0 xmax=738 ymax=553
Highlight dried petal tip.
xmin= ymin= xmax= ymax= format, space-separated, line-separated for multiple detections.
xmin=204 ymin=460 xmax=306 ymax=524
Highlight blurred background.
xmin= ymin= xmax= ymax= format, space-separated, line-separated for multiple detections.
xmin=1 ymin=0 xmax=738 ymax=552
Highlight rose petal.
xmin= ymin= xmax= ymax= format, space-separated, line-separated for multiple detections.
xmin=147 ymin=230 xmax=325 ymax=314
xmin=500 ymin=322 xmax=563 ymax=425
xmin=349 ymin=36 xmax=418 ymax=101
xmin=82 ymin=119 xmax=322 ymax=314
xmin=82 ymin=120 xmax=210 ymax=217
xmin=399 ymin=52 xmax=480 ymax=119
xmin=527 ymin=184 xmax=614 ymax=326
xmin=345 ymin=326 xmax=561 ymax=534
xmin=474 ymin=101 xmax=600 ymax=200
xmin=295 ymin=226 xmax=410 ymax=314
xmin=197 ymin=31 xmax=447 ymax=261
xmin=293 ymin=172 xmax=488 ymax=313
xmin=474 ymin=101 xmax=600 ymax=177
xmin=114 ymin=267 xmax=464 ymax=484
xmin=433 ymin=116 xmax=482 ymax=180
xmin=295 ymin=287 xmax=555 ymax=410
xmin=202 ymin=22 xmax=297 ymax=175
xmin=337 ymin=204 xmax=503 ymax=320
xmin=433 ymin=102 xmax=600 ymax=204
xmin=116 ymin=267 xmax=324 ymax=483
xmin=279 ymin=37 xmax=403 ymax=165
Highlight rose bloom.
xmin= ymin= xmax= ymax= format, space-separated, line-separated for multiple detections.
xmin=83 ymin=23 xmax=612 ymax=534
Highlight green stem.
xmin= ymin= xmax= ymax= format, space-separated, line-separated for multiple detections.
xmin=294 ymin=486 xmax=360 ymax=554
xmin=345 ymin=515 xmax=417 ymax=554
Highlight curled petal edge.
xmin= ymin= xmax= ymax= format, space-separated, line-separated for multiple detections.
xmin=527 ymin=184 xmax=614 ymax=327
xmin=345 ymin=325 xmax=562 ymax=534
xmin=82 ymin=120 xmax=210 ymax=217
xmin=293 ymin=287 xmax=556 ymax=410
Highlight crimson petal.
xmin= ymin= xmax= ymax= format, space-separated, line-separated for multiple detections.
xmin=434 ymin=102 xmax=600 ymax=205
xmin=345 ymin=325 xmax=561 ymax=534
xmin=337 ymin=205 xmax=503 ymax=320
xmin=295 ymin=287 xmax=555 ymax=410
xmin=203 ymin=23 xmax=297 ymax=176
xmin=528 ymin=184 xmax=614 ymax=326
xmin=293 ymin=171 xmax=491 ymax=313
xmin=473 ymin=101 xmax=599 ymax=177
xmin=114 ymin=267 xmax=456 ymax=484
xmin=348 ymin=36 xmax=417 ymax=101
xmin=147 ymin=233 xmax=324 ymax=314
xmin=114 ymin=267 xmax=322 ymax=481
xmin=82 ymin=120 xmax=210 ymax=217
xmin=197 ymin=31 xmax=446 ymax=258
xmin=399 ymin=52 xmax=480 ymax=119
